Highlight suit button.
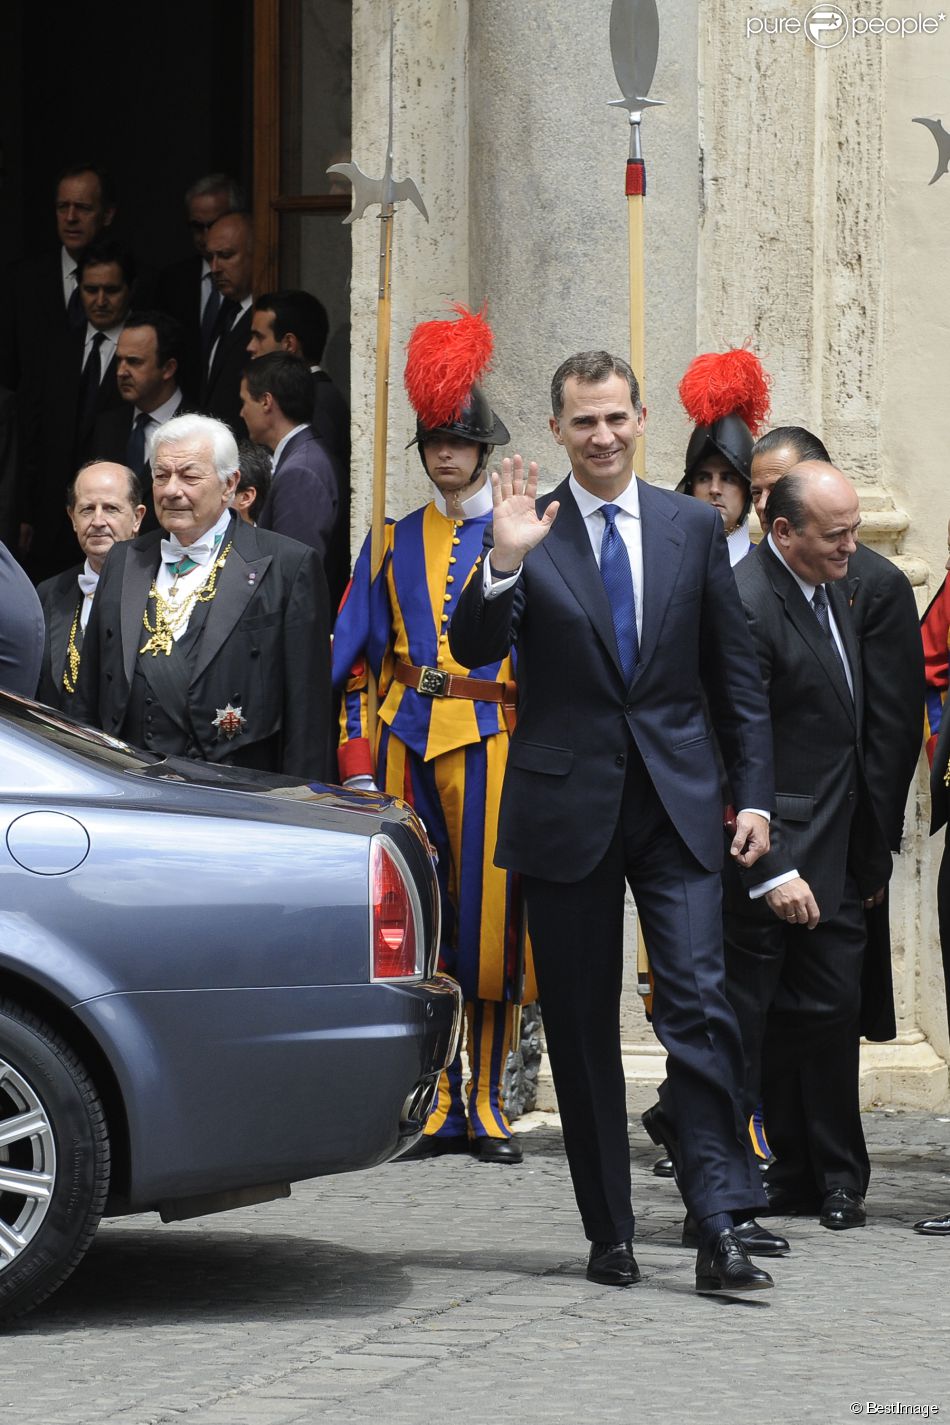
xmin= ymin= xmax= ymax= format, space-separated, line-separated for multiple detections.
xmin=615 ymin=753 xmax=626 ymax=767
xmin=145 ymin=697 xmax=153 ymax=706
xmin=624 ymin=703 xmax=633 ymax=715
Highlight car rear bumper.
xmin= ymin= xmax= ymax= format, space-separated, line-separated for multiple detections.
xmin=77 ymin=972 xmax=464 ymax=1209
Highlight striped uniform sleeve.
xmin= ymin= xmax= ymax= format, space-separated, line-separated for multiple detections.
xmin=332 ymin=525 xmax=392 ymax=781
xmin=921 ymin=572 xmax=950 ymax=766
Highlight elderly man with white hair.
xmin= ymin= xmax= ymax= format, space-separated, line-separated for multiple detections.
xmin=74 ymin=411 xmax=331 ymax=779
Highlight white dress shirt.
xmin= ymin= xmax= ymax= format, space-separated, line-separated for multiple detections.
xmin=200 ymin=260 xmax=215 ymax=318
xmin=77 ymin=560 xmax=99 ymax=631
xmin=726 ymin=523 xmax=752 ymax=567
xmin=433 ymin=479 xmax=494 ymax=521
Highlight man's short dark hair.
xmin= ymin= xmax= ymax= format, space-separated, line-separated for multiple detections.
xmin=764 ymin=470 xmax=811 ymax=534
xmin=551 ymin=351 xmax=642 ymax=418
xmin=237 ymin=440 xmax=272 ymax=521
xmin=76 ymin=238 xmax=137 ymax=287
xmin=123 ymin=311 xmax=184 ymax=370
xmin=55 ymin=162 xmax=118 ymax=211
xmin=752 ymin=426 xmax=831 ymax=465
xmin=184 ymin=172 xmax=247 ymax=211
xmin=255 ymin=290 xmax=329 ymax=365
xmin=66 ymin=462 xmax=142 ymax=511
xmin=242 ymin=352 xmax=313 ymax=425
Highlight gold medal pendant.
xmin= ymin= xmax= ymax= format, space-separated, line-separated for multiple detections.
xmin=140 ymin=543 xmax=233 ymax=656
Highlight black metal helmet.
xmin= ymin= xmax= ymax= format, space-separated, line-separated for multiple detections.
xmin=676 ymin=414 xmax=755 ymax=523
xmin=409 ymin=382 xmax=510 ymax=452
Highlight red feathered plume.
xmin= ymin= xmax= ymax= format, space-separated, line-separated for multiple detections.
xmin=678 ymin=348 xmax=771 ymax=435
xmin=404 ymin=303 xmax=494 ymax=430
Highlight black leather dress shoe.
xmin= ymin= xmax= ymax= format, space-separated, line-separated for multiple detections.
xmin=762 ymin=1180 xmax=820 ymax=1216
xmin=819 ymin=1187 xmax=866 ymax=1230
xmin=397 ymin=1133 xmax=469 ymax=1161
xmin=587 ymin=1240 xmax=641 ymax=1287
xmin=641 ymin=1104 xmax=680 ymax=1175
xmin=682 ymin=1215 xmax=790 ymax=1256
xmin=653 ymin=1157 xmax=675 ymax=1178
xmin=913 ymin=1212 xmax=950 ymax=1235
xmin=471 ymin=1136 xmax=523 ymax=1164
xmin=695 ymin=1230 xmax=774 ymax=1294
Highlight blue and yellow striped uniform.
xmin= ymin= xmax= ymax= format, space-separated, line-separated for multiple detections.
xmin=333 ymin=498 xmax=536 ymax=1140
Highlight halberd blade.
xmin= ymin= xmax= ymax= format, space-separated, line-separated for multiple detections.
xmin=610 ymin=0 xmax=661 ymax=107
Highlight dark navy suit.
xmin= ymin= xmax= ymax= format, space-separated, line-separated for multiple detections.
xmin=450 ymin=476 xmax=774 ymax=1240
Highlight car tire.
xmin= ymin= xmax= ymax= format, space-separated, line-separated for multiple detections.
xmin=0 ymin=1000 xmax=110 ymax=1324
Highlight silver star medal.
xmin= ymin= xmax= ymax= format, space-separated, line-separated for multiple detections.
xmin=212 ymin=703 xmax=246 ymax=740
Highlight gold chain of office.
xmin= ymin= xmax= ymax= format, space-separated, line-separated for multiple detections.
xmin=139 ymin=542 xmax=233 ymax=657
xmin=62 ymin=601 xmax=84 ymax=694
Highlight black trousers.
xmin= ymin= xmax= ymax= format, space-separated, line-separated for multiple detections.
xmin=723 ymin=874 xmax=869 ymax=1201
xmin=523 ymin=748 xmax=765 ymax=1242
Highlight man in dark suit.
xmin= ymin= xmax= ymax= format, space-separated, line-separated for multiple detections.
xmin=750 ymin=427 xmax=923 ymax=1046
xmin=239 ymin=352 xmax=339 ymax=576
xmin=450 ymin=350 xmax=777 ymax=1295
xmin=248 ymin=290 xmax=350 ymax=604
xmin=725 ymin=463 xmax=894 ymax=1232
xmin=201 ymin=213 xmax=254 ymax=436
xmin=92 ymin=312 xmax=185 ymax=531
xmin=247 ymin=291 xmax=350 ymax=470
xmin=0 ymin=163 xmax=117 ymax=392
xmin=154 ymin=174 xmax=245 ymax=401
xmin=19 ymin=239 xmax=134 ymax=583
xmin=74 ymin=413 xmax=330 ymax=780
xmin=0 ymin=540 xmax=44 ymax=697
xmin=36 ymin=462 xmax=145 ymax=712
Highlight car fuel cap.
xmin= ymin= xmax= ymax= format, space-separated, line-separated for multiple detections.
xmin=6 ymin=811 xmax=91 ymax=874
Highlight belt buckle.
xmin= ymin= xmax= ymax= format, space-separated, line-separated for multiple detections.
xmin=418 ymin=666 xmax=449 ymax=697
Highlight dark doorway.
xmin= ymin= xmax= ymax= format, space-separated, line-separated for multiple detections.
xmin=0 ymin=0 xmax=252 ymax=273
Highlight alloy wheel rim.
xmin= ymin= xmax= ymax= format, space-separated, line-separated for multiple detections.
xmin=0 ymin=1056 xmax=56 ymax=1271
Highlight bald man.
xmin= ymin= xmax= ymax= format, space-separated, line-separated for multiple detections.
xmin=201 ymin=212 xmax=255 ymax=436
xmin=36 ymin=461 xmax=145 ymax=711
xmin=724 ymin=463 xmax=893 ymax=1232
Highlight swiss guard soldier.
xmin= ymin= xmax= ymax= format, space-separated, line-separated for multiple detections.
xmin=332 ymin=304 xmax=534 ymax=1163
xmin=676 ymin=348 xmax=771 ymax=567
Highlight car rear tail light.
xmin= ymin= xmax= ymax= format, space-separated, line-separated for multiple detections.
xmin=370 ymin=837 xmax=422 ymax=979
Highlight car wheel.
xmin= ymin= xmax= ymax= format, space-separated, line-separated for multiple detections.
xmin=0 ymin=1000 xmax=110 ymax=1324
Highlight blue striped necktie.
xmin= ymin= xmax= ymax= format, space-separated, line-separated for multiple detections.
xmin=599 ymin=503 xmax=638 ymax=682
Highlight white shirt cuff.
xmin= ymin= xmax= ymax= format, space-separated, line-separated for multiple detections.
xmin=482 ymin=557 xmax=522 ymax=600
xmin=749 ymin=870 xmax=799 ymax=900
xmin=739 ymin=807 xmax=771 ymax=823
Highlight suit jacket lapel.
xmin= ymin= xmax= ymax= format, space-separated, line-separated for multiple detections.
xmin=49 ymin=577 xmax=81 ymax=689
xmin=121 ymin=541 xmax=161 ymax=686
xmin=190 ymin=520 xmax=273 ymax=684
xmin=762 ymin=544 xmax=855 ymax=724
xmin=636 ymin=480 xmax=686 ymax=676
xmin=541 ymin=481 xmax=625 ymax=680
xmin=829 ymin=578 xmax=862 ymax=728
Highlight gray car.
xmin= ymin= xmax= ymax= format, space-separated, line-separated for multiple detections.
xmin=0 ymin=695 xmax=462 ymax=1324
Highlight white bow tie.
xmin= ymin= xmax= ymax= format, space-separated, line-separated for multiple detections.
xmin=77 ymin=570 xmax=99 ymax=597
xmin=160 ymin=532 xmax=221 ymax=569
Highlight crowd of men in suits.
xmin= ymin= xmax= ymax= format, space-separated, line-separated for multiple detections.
xmin=0 ymin=164 xmax=948 ymax=1290
xmin=0 ymin=163 xmax=349 ymax=596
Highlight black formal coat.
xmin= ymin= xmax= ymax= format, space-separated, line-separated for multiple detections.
xmin=727 ymin=540 xmax=894 ymax=1037
xmin=153 ymin=254 xmax=204 ymax=402
xmin=18 ymin=325 xmax=125 ymax=580
xmin=846 ymin=542 xmax=924 ymax=1040
xmin=73 ymin=516 xmax=332 ymax=780
xmin=0 ymin=251 xmax=72 ymax=391
xmin=35 ymin=563 xmax=83 ymax=710
xmin=201 ymin=307 xmax=252 ymax=437
xmin=0 ymin=538 xmax=44 ymax=697
xmin=730 ymin=541 xmax=891 ymax=911
xmin=449 ymin=478 xmax=775 ymax=883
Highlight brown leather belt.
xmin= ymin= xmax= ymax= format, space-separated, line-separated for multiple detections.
xmin=394 ymin=660 xmax=517 ymax=733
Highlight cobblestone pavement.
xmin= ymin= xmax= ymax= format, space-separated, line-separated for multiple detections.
xmin=5 ymin=1110 xmax=949 ymax=1425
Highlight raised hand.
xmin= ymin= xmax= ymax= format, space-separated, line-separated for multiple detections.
xmin=488 ymin=456 xmax=560 ymax=575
